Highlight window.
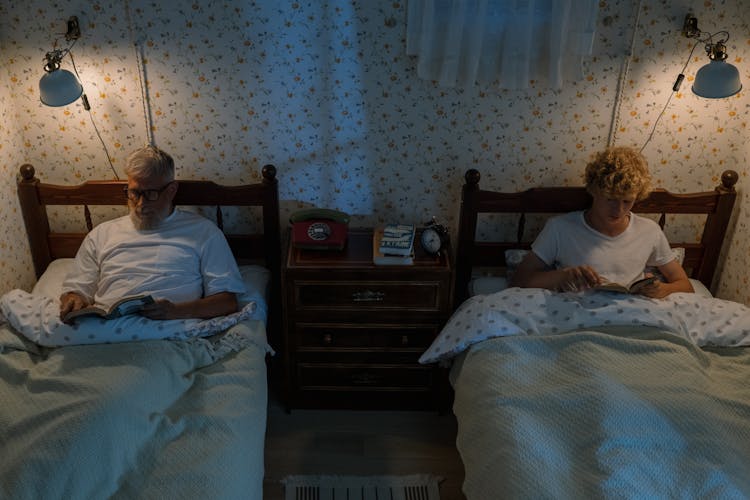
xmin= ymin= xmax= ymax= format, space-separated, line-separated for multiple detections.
xmin=406 ymin=0 xmax=599 ymax=89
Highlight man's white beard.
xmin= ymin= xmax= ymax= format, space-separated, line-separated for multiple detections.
xmin=130 ymin=206 xmax=169 ymax=230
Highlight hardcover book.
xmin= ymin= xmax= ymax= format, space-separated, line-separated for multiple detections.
xmin=378 ymin=223 xmax=415 ymax=257
xmin=593 ymin=276 xmax=657 ymax=294
xmin=63 ymin=294 xmax=155 ymax=322
xmin=373 ymin=227 xmax=414 ymax=265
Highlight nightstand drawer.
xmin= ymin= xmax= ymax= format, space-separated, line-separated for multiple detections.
xmin=297 ymin=363 xmax=433 ymax=390
xmin=294 ymin=323 xmax=438 ymax=349
xmin=292 ymin=280 xmax=444 ymax=311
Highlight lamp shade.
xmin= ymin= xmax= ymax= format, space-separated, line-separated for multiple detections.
xmin=39 ymin=68 xmax=83 ymax=107
xmin=692 ymin=59 xmax=742 ymax=98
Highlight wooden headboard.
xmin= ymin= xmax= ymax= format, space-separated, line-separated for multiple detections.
xmin=16 ymin=163 xmax=283 ymax=346
xmin=453 ymin=168 xmax=739 ymax=305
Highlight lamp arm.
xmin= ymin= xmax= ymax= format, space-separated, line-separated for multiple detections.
xmin=43 ymin=38 xmax=78 ymax=72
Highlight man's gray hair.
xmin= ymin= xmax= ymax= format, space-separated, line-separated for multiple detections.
xmin=124 ymin=145 xmax=175 ymax=181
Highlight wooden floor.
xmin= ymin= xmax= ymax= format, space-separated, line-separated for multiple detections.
xmin=263 ymin=393 xmax=466 ymax=500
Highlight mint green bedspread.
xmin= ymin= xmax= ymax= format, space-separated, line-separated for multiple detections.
xmin=450 ymin=326 xmax=750 ymax=499
xmin=0 ymin=319 xmax=269 ymax=500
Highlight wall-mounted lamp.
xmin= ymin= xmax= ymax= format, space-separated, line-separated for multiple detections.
xmin=39 ymin=15 xmax=117 ymax=178
xmin=39 ymin=16 xmax=91 ymax=109
xmin=40 ymin=50 xmax=83 ymax=106
xmin=674 ymin=14 xmax=742 ymax=98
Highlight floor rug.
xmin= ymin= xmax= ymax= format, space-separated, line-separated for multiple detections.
xmin=282 ymin=473 xmax=442 ymax=500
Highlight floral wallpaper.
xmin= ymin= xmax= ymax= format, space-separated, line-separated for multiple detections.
xmin=0 ymin=0 xmax=747 ymax=303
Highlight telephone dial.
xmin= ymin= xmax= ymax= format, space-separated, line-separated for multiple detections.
xmin=290 ymin=208 xmax=350 ymax=250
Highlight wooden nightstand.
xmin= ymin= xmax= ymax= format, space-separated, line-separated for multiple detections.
xmin=281 ymin=228 xmax=452 ymax=410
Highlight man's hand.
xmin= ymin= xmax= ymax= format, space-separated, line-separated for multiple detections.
xmin=139 ymin=299 xmax=177 ymax=320
xmin=59 ymin=291 xmax=91 ymax=323
xmin=139 ymin=292 xmax=238 ymax=320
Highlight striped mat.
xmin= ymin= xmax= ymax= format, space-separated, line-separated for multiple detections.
xmin=282 ymin=474 xmax=442 ymax=500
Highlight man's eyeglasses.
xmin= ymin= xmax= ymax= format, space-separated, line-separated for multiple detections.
xmin=123 ymin=182 xmax=173 ymax=202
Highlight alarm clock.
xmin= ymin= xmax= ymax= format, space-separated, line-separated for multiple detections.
xmin=420 ymin=219 xmax=449 ymax=255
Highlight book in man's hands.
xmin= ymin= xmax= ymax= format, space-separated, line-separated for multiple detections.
xmin=378 ymin=223 xmax=415 ymax=257
xmin=373 ymin=226 xmax=414 ymax=265
xmin=593 ymin=276 xmax=657 ymax=294
xmin=63 ymin=294 xmax=155 ymax=322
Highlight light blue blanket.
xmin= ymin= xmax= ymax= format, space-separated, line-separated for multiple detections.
xmin=0 ymin=319 xmax=269 ymax=500
xmin=451 ymin=326 xmax=750 ymax=499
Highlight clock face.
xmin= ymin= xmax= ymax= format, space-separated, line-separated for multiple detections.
xmin=421 ymin=228 xmax=442 ymax=254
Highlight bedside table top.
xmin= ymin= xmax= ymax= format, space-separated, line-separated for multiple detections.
xmin=286 ymin=228 xmax=450 ymax=270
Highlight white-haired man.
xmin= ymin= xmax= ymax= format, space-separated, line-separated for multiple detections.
xmin=59 ymin=145 xmax=245 ymax=322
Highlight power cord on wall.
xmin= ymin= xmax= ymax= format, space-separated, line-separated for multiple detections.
xmin=125 ymin=0 xmax=155 ymax=147
xmin=68 ymin=50 xmax=120 ymax=179
xmin=638 ymin=39 xmax=702 ymax=153
xmin=607 ymin=0 xmax=643 ymax=148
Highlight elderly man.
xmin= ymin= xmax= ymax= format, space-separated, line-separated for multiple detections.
xmin=59 ymin=145 xmax=245 ymax=322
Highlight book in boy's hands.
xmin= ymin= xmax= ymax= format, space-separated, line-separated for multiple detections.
xmin=373 ymin=226 xmax=414 ymax=265
xmin=63 ymin=294 xmax=155 ymax=322
xmin=593 ymin=276 xmax=657 ymax=294
xmin=378 ymin=223 xmax=415 ymax=257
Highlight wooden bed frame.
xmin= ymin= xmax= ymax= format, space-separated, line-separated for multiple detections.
xmin=453 ymin=168 xmax=739 ymax=305
xmin=16 ymin=163 xmax=282 ymax=348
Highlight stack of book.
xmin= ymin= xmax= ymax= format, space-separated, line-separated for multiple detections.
xmin=373 ymin=224 xmax=415 ymax=265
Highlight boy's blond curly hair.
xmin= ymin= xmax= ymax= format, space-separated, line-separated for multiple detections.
xmin=584 ymin=146 xmax=652 ymax=201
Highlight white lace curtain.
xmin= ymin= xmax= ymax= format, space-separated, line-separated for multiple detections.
xmin=406 ymin=0 xmax=599 ymax=89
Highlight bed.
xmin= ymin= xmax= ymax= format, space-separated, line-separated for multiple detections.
xmin=0 ymin=164 xmax=282 ymax=499
xmin=420 ymin=168 xmax=750 ymax=499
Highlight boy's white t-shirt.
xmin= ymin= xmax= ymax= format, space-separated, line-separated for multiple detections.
xmin=531 ymin=211 xmax=675 ymax=286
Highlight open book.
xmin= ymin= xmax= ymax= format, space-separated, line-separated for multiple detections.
xmin=63 ymin=294 xmax=155 ymax=322
xmin=593 ymin=276 xmax=657 ymax=294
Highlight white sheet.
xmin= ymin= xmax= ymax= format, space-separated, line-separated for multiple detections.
xmin=0 ymin=259 xmax=272 ymax=347
xmin=0 ymin=289 xmax=261 ymax=346
xmin=421 ymin=287 xmax=750 ymax=363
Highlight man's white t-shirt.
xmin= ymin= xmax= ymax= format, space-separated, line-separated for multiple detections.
xmin=62 ymin=209 xmax=246 ymax=308
xmin=531 ymin=211 xmax=675 ymax=286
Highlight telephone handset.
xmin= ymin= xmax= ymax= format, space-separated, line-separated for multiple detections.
xmin=290 ymin=208 xmax=350 ymax=250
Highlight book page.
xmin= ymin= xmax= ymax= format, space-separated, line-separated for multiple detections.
xmin=64 ymin=294 xmax=154 ymax=322
xmin=592 ymin=282 xmax=630 ymax=293
xmin=110 ymin=295 xmax=155 ymax=316
xmin=593 ymin=276 xmax=656 ymax=294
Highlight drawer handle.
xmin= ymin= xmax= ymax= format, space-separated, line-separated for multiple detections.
xmin=352 ymin=290 xmax=385 ymax=302
xmin=322 ymin=333 xmax=333 ymax=345
xmin=350 ymin=372 xmax=381 ymax=385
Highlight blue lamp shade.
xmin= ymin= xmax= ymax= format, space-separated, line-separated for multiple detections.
xmin=39 ymin=68 xmax=83 ymax=107
xmin=692 ymin=59 xmax=742 ymax=98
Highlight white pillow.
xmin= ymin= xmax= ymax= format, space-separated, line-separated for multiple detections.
xmin=32 ymin=259 xmax=270 ymax=319
xmin=237 ymin=265 xmax=270 ymax=322
xmin=689 ymin=279 xmax=712 ymax=298
xmin=31 ymin=258 xmax=75 ymax=299
xmin=468 ymin=276 xmax=508 ymax=296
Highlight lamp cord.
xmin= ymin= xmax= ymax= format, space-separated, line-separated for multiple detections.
xmin=124 ymin=0 xmax=154 ymax=146
xmin=607 ymin=0 xmax=643 ymax=148
xmin=68 ymin=51 xmax=120 ymax=180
